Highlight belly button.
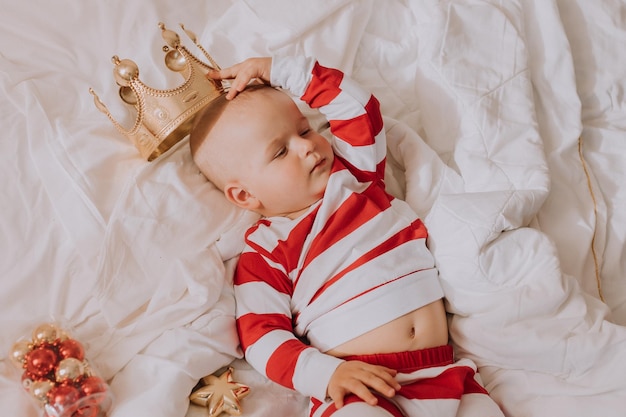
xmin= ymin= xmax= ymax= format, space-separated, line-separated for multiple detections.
xmin=409 ymin=326 xmax=416 ymax=338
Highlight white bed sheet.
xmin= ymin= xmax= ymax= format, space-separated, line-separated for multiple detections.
xmin=1 ymin=1 xmax=625 ymax=416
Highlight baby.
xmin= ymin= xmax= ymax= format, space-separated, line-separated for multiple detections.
xmin=190 ymin=56 xmax=504 ymax=417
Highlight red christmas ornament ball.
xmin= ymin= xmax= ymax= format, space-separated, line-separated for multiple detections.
xmin=25 ymin=346 xmax=58 ymax=377
xmin=74 ymin=376 xmax=109 ymax=415
xmin=79 ymin=376 xmax=107 ymax=398
xmin=47 ymin=383 xmax=81 ymax=410
xmin=58 ymin=339 xmax=85 ymax=361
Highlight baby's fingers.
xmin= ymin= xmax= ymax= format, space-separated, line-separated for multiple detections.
xmin=207 ymin=58 xmax=271 ymax=99
xmin=206 ymin=66 xmax=237 ymax=81
xmin=225 ymin=77 xmax=248 ymax=99
xmin=327 ymin=381 xmax=378 ymax=409
xmin=366 ymin=369 xmax=401 ymax=398
xmin=371 ymin=366 xmax=402 ymax=393
xmin=205 ymin=67 xmax=245 ymax=99
xmin=347 ymin=383 xmax=380 ymax=407
xmin=327 ymin=362 xmax=401 ymax=410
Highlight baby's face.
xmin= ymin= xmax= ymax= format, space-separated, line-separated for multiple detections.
xmin=219 ymin=88 xmax=334 ymax=218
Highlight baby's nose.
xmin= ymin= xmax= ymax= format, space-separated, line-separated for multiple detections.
xmin=295 ymin=136 xmax=314 ymax=157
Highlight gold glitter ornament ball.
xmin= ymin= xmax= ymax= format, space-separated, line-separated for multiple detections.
xmin=32 ymin=323 xmax=60 ymax=344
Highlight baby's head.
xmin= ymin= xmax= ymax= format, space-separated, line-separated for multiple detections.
xmin=190 ymin=85 xmax=334 ymax=219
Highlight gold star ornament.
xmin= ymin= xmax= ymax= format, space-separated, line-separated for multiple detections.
xmin=189 ymin=367 xmax=250 ymax=417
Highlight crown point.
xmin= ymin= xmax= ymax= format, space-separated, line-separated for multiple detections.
xmin=160 ymin=23 xmax=181 ymax=49
xmin=89 ymin=88 xmax=109 ymax=115
xmin=180 ymin=23 xmax=197 ymax=43
xmin=113 ymin=58 xmax=139 ymax=87
xmin=164 ymin=49 xmax=187 ymax=72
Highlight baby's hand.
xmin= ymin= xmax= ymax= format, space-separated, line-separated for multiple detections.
xmin=207 ymin=57 xmax=272 ymax=100
xmin=327 ymin=360 xmax=401 ymax=409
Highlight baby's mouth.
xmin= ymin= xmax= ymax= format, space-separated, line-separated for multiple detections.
xmin=311 ymin=157 xmax=326 ymax=173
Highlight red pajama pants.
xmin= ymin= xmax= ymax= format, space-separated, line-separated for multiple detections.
xmin=310 ymin=345 xmax=504 ymax=417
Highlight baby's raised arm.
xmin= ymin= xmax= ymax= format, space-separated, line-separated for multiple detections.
xmin=275 ymin=55 xmax=387 ymax=183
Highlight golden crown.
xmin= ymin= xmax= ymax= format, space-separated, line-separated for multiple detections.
xmin=89 ymin=23 xmax=227 ymax=161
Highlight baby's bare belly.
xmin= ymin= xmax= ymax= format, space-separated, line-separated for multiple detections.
xmin=325 ymin=299 xmax=449 ymax=357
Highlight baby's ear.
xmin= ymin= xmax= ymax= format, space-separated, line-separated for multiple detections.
xmin=224 ymin=182 xmax=261 ymax=211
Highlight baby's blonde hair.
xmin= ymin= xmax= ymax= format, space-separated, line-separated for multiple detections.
xmin=189 ymin=84 xmax=276 ymax=190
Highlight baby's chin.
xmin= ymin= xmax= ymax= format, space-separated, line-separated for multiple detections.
xmin=281 ymin=196 xmax=324 ymax=220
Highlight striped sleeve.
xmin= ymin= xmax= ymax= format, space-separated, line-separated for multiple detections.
xmin=234 ymin=247 xmax=343 ymax=400
xmin=271 ymin=56 xmax=387 ymax=182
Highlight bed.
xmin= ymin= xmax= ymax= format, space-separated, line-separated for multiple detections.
xmin=2 ymin=0 xmax=625 ymax=416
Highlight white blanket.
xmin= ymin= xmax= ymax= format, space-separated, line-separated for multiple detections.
xmin=1 ymin=1 xmax=625 ymax=416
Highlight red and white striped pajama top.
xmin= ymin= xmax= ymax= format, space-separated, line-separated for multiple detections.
xmin=234 ymin=56 xmax=444 ymax=401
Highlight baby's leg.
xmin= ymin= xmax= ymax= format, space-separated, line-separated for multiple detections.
xmin=310 ymin=395 xmax=401 ymax=417
xmin=394 ymin=358 xmax=505 ymax=417
xmin=330 ymin=402 xmax=396 ymax=417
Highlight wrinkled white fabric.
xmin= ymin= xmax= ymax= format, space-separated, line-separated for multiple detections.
xmin=1 ymin=1 xmax=625 ymax=417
